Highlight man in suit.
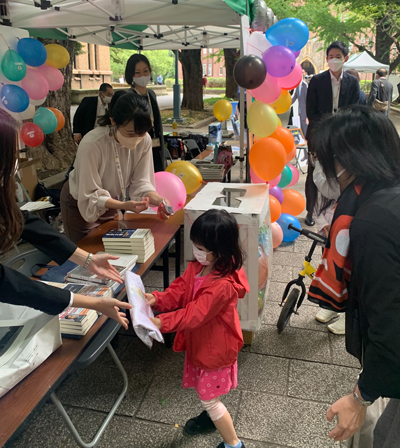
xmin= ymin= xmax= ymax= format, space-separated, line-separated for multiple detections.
xmin=368 ymin=68 xmax=393 ymax=117
xmin=73 ymin=83 xmax=114 ymax=144
xmin=305 ymin=41 xmax=360 ymax=226
xmin=291 ymin=69 xmax=308 ymax=138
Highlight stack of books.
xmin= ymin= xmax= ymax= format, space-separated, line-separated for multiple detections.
xmin=42 ymin=282 xmax=113 ymax=338
xmin=190 ymin=159 xmax=225 ymax=180
xmin=64 ymin=253 xmax=138 ymax=290
xmin=102 ymin=229 xmax=155 ymax=263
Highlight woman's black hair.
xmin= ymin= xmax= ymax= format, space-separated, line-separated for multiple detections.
xmin=125 ymin=54 xmax=152 ymax=86
xmin=190 ymin=209 xmax=244 ymax=277
xmin=313 ymin=105 xmax=400 ymax=187
xmin=98 ymin=90 xmax=152 ymax=135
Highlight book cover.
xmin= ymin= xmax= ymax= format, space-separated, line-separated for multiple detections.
xmin=44 ymin=281 xmax=113 ymax=298
xmin=102 ymin=229 xmax=152 ymax=241
xmin=59 ymin=307 xmax=96 ymax=324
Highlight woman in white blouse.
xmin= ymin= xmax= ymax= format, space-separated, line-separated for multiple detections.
xmin=61 ymin=91 xmax=170 ymax=243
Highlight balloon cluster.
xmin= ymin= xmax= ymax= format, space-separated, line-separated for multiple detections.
xmin=232 ymin=17 xmax=310 ymax=248
xmin=0 ymin=38 xmax=69 ymax=147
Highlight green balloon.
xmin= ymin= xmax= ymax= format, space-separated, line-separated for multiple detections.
xmin=1 ymin=49 xmax=26 ymax=82
xmin=278 ymin=165 xmax=293 ymax=188
xmin=33 ymin=107 xmax=57 ymax=134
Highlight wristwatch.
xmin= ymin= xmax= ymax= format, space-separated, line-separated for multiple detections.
xmin=352 ymin=385 xmax=373 ymax=407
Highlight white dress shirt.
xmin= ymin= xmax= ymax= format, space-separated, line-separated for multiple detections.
xmin=94 ymin=96 xmax=108 ymax=128
xmin=330 ymin=70 xmax=343 ymax=114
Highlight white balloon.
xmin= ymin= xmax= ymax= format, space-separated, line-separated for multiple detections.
xmin=30 ymin=96 xmax=47 ymax=106
xmin=247 ymin=31 xmax=272 ymax=58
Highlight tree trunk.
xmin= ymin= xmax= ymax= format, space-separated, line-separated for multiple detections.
xmin=375 ymin=19 xmax=392 ymax=66
xmin=179 ymin=49 xmax=203 ymax=111
xmin=28 ymin=39 xmax=76 ymax=170
xmin=224 ymin=48 xmax=239 ymax=99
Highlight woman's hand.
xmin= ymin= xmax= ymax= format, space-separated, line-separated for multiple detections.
xmin=157 ymin=198 xmax=172 ymax=221
xmin=150 ymin=317 xmax=162 ymax=330
xmin=125 ymin=197 xmax=149 ymax=214
xmin=145 ymin=293 xmax=156 ymax=307
xmin=88 ymin=253 xmax=123 ymax=284
xmin=326 ymin=393 xmax=367 ymax=442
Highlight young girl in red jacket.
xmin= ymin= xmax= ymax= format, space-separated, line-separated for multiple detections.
xmin=146 ymin=209 xmax=249 ymax=448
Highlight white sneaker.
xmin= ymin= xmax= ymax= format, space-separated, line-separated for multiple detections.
xmin=328 ymin=313 xmax=346 ymax=335
xmin=315 ymin=308 xmax=339 ymax=323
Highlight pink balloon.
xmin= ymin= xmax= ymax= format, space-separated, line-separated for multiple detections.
xmin=21 ymin=68 xmax=49 ymax=100
xmin=154 ymin=171 xmax=186 ymax=212
xmin=271 ymin=222 xmax=283 ymax=248
xmin=268 ymin=174 xmax=282 ymax=188
xmin=287 ymin=164 xmax=300 ymax=187
xmin=279 ymin=63 xmax=303 ymax=90
xmin=250 ymin=73 xmax=281 ymax=104
xmin=37 ymin=65 xmax=64 ymax=91
xmin=250 ymin=167 xmax=266 ymax=184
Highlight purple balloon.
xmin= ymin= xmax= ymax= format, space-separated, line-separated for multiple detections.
xmin=270 ymin=186 xmax=284 ymax=204
xmin=262 ymin=45 xmax=296 ymax=78
xmin=293 ymin=50 xmax=301 ymax=58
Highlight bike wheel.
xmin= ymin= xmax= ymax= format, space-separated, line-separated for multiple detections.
xmin=277 ymin=289 xmax=300 ymax=334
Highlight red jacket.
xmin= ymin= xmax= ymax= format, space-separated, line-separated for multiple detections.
xmin=153 ymin=261 xmax=249 ymax=370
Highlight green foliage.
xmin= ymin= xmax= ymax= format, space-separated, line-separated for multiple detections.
xmin=203 ymin=95 xmax=234 ymax=107
xmin=74 ymin=42 xmax=85 ymax=56
xmin=165 ymin=78 xmax=183 ymax=88
xmin=206 ymin=77 xmax=226 ymax=88
xmin=110 ymin=49 xmax=175 ymax=82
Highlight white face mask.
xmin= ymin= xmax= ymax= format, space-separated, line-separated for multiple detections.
xmin=313 ymin=161 xmax=345 ymax=200
xmin=328 ymin=58 xmax=344 ymax=72
xmin=193 ymin=245 xmax=211 ymax=266
xmin=102 ymin=95 xmax=112 ymax=104
xmin=116 ymin=131 xmax=145 ymax=150
xmin=134 ymin=75 xmax=151 ymax=87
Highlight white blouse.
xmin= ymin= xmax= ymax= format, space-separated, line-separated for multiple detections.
xmin=69 ymin=126 xmax=156 ymax=223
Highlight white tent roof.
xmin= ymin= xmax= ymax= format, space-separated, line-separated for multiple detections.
xmin=4 ymin=0 xmax=243 ymax=49
xmin=344 ymin=51 xmax=389 ymax=73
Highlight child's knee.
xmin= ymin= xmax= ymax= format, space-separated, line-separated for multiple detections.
xmin=200 ymin=397 xmax=227 ymax=421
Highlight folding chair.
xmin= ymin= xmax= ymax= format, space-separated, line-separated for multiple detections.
xmin=182 ymin=138 xmax=201 ymax=160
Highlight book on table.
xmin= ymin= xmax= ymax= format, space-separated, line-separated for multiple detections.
xmin=102 ymin=229 xmax=155 ymax=263
xmin=64 ymin=253 xmax=138 ymax=286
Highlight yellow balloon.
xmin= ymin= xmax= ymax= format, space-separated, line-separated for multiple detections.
xmin=271 ymin=90 xmax=292 ymax=114
xmin=45 ymin=44 xmax=70 ymax=69
xmin=277 ymin=116 xmax=282 ymax=127
xmin=247 ymin=100 xmax=278 ymax=138
xmin=165 ymin=161 xmax=203 ymax=195
xmin=213 ymin=99 xmax=233 ymax=122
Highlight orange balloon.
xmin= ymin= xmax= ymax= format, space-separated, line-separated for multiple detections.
xmin=269 ymin=195 xmax=282 ymax=223
xmin=286 ymin=145 xmax=297 ymax=163
xmin=249 ymin=137 xmax=286 ymax=182
xmin=47 ymin=107 xmax=65 ymax=131
xmin=281 ymin=189 xmax=306 ymax=216
xmin=269 ymin=126 xmax=295 ymax=155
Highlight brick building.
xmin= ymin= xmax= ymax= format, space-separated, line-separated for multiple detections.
xmin=71 ymin=43 xmax=112 ymax=90
xmin=178 ymin=48 xmax=226 ymax=80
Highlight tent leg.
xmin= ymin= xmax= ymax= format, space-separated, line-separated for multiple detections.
xmin=172 ymin=50 xmax=184 ymax=123
xmin=239 ymin=18 xmax=245 ymax=183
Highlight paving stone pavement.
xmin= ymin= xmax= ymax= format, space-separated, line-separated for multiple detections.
xmin=6 ymin=154 xmax=360 ymax=448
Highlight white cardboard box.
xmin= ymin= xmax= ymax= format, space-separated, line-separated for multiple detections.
xmin=184 ymin=183 xmax=273 ymax=331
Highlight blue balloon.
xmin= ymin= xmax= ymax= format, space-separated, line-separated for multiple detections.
xmin=1 ymin=84 xmax=29 ymax=113
xmin=276 ymin=213 xmax=301 ymax=242
xmin=266 ymin=18 xmax=309 ymax=52
xmin=33 ymin=107 xmax=58 ymax=134
xmin=17 ymin=38 xmax=47 ymax=67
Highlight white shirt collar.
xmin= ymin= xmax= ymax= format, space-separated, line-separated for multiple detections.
xmin=329 ymin=69 xmax=344 ymax=82
xmin=98 ymin=95 xmax=106 ymax=109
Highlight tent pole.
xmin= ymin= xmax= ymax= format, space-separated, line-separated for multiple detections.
xmin=172 ymin=50 xmax=183 ymax=122
xmin=239 ymin=17 xmax=245 ymax=183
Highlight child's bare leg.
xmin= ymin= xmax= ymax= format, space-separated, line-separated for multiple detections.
xmin=201 ymin=398 xmax=240 ymax=445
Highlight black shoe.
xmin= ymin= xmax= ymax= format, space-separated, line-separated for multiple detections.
xmin=216 ymin=442 xmax=246 ymax=448
xmin=304 ymin=215 xmax=315 ymax=226
xmin=184 ymin=411 xmax=216 ymax=435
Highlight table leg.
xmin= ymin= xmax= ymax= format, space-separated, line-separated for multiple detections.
xmin=162 ymin=247 xmax=169 ymax=290
xmin=175 ymin=228 xmax=181 ymax=278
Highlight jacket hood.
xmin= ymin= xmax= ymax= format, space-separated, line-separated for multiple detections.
xmin=191 ymin=261 xmax=249 ymax=299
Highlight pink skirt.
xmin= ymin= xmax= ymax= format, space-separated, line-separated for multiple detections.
xmin=182 ymin=355 xmax=238 ymax=401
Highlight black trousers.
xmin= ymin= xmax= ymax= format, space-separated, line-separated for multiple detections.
xmin=305 ymin=154 xmax=318 ymax=216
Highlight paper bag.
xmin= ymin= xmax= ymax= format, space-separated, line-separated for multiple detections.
xmin=0 ymin=303 xmax=62 ymax=398
xmin=125 ymin=271 xmax=164 ymax=348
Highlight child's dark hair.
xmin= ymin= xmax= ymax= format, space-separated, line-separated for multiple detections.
xmin=98 ymin=90 xmax=151 ymax=135
xmin=190 ymin=209 xmax=244 ymax=277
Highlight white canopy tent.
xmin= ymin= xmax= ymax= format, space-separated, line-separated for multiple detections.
xmin=344 ymin=51 xmax=389 ymax=73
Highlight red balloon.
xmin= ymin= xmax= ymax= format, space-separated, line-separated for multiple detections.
xmin=21 ymin=122 xmax=44 ymax=147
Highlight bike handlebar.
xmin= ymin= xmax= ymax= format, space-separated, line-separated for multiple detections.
xmin=288 ymin=224 xmax=328 ymax=245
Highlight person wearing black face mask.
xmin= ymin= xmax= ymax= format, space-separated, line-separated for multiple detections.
xmin=61 ymin=91 xmax=171 ymax=244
